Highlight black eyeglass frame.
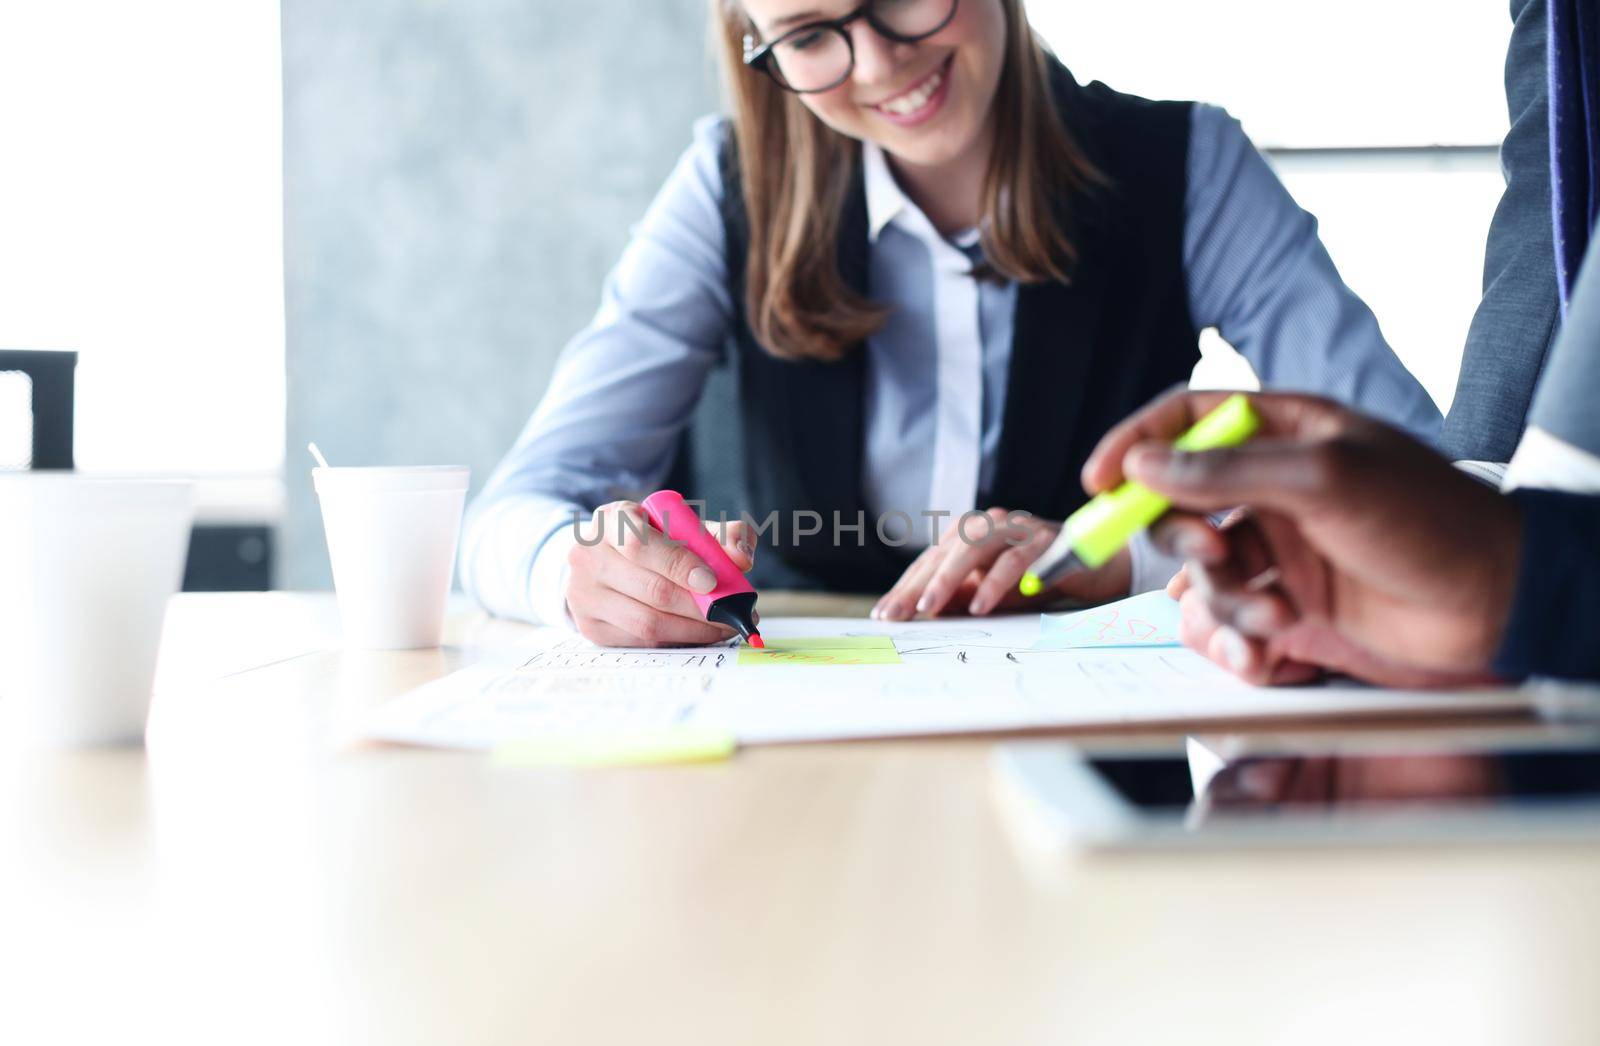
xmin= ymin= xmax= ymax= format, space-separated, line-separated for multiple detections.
xmin=742 ymin=0 xmax=960 ymax=94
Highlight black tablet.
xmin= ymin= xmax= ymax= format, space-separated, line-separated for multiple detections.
xmin=992 ymin=734 xmax=1600 ymax=850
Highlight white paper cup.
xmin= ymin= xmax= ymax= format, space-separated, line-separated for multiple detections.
xmin=312 ymin=466 xmax=469 ymax=649
xmin=0 ymin=475 xmax=194 ymax=748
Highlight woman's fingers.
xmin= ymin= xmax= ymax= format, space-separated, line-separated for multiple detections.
xmin=571 ymin=617 xmax=645 ymax=649
xmin=967 ymin=524 xmax=1058 ymax=615
xmin=595 ymin=552 xmax=721 ymax=624
xmin=873 ymin=546 xmax=941 ymax=621
xmin=708 ymin=518 xmax=757 ymax=572
xmin=606 ymin=503 xmax=720 ymax=596
xmin=573 ymin=588 xmax=734 ymax=647
xmin=917 ymin=541 xmax=1004 ymax=617
xmin=567 ymin=501 xmax=739 ymax=647
xmin=915 ymin=511 xmax=1020 ymax=617
xmin=876 ymin=510 xmax=1064 ymax=620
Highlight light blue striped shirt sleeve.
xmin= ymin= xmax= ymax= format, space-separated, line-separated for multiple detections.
xmin=1125 ymin=104 xmax=1444 ymax=596
xmin=463 ymin=107 xmax=1444 ymax=622
xmin=458 ymin=116 xmax=733 ymax=624
xmin=1183 ymin=104 xmax=1441 ymax=439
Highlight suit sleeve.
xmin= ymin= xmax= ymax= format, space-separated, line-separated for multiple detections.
xmin=1492 ymin=488 xmax=1600 ymax=680
xmin=1441 ymin=0 xmax=1562 ymax=462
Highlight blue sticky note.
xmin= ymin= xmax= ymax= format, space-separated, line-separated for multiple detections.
xmin=1034 ymin=591 xmax=1183 ymax=650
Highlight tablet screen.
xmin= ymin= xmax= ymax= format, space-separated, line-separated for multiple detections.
xmin=1088 ymin=747 xmax=1600 ymax=814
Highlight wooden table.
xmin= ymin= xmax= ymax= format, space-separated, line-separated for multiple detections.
xmin=5 ymin=593 xmax=1600 ymax=1046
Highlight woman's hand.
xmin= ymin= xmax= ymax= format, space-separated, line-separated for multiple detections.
xmin=565 ymin=500 xmax=756 ymax=647
xmin=871 ymin=507 xmax=1131 ymax=621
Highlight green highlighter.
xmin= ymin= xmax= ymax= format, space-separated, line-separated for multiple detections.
xmin=1019 ymin=393 xmax=1262 ymax=597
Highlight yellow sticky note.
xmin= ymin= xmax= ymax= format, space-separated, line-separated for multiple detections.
xmin=737 ymin=636 xmax=902 ymax=666
xmin=492 ymin=728 xmax=736 ymax=767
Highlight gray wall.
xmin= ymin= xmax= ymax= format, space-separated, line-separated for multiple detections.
xmin=282 ymin=0 xmax=719 ymax=588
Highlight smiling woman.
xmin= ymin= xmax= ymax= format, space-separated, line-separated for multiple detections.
xmin=460 ymin=0 xmax=1442 ymax=648
xmin=727 ymin=0 xmax=1094 ymax=359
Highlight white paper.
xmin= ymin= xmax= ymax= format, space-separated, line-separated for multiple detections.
xmin=364 ymin=616 xmax=1536 ymax=750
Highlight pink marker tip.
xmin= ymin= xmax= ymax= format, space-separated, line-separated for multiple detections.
xmin=748 ymin=634 xmax=765 ymax=649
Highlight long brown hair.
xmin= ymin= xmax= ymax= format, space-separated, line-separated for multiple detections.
xmin=713 ymin=0 xmax=1101 ymax=361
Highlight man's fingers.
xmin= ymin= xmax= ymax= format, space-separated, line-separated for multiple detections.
xmin=1188 ymin=549 xmax=1295 ymax=641
xmin=1125 ymin=434 xmax=1369 ymax=517
xmin=1180 ymin=581 xmax=1315 ymax=686
xmin=1177 ymin=588 xmax=1217 ymax=655
xmin=1207 ymin=625 xmax=1270 ymax=683
xmin=1083 ymin=390 xmax=1353 ymax=495
xmin=1081 ymin=386 xmax=1233 ymax=494
xmin=1264 ymin=658 xmax=1324 ymax=687
xmin=1148 ymin=512 xmax=1228 ymax=564
xmin=1212 ymin=624 xmax=1323 ymax=687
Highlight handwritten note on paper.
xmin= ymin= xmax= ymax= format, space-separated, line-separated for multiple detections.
xmin=736 ymin=636 xmax=902 ymax=666
xmin=520 ymin=649 xmax=734 ymax=670
xmin=364 ymin=665 xmax=713 ymax=751
xmin=1033 ymin=591 xmax=1183 ymax=650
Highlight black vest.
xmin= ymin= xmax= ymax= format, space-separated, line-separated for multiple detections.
xmin=674 ymin=64 xmax=1198 ymax=593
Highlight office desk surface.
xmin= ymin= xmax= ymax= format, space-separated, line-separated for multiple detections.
xmin=7 ymin=593 xmax=1600 ymax=1046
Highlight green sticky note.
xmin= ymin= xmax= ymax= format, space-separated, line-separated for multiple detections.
xmin=492 ymin=728 xmax=736 ymax=767
xmin=737 ymin=636 xmax=902 ymax=666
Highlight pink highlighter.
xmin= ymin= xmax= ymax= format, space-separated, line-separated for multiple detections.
xmin=640 ymin=490 xmax=764 ymax=648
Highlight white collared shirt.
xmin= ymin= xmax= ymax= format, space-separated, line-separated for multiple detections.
xmin=860 ymin=140 xmax=998 ymax=545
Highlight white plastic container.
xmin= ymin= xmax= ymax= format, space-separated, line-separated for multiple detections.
xmin=0 ymin=475 xmax=193 ymax=748
xmin=312 ymin=465 xmax=470 ymax=649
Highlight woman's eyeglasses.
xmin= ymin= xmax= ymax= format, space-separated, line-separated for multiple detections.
xmin=743 ymin=0 xmax=960 ymax=94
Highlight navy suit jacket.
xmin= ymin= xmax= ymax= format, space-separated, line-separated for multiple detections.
xmin=1494 ymin=488 xmax=1600 ymax=680
xmin=1442 ymin=0 xmax=1563 ymax=462
xmin=1493 ymin=241 xmax=1600 ymax=682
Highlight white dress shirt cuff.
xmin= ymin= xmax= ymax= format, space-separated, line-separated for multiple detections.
xmin=460 ymin=493 xmax=584 ymax=626
xmin=529 ymin=523 xmax=580 ymax=631
xmin=1501 ymin=426 xmax=1600 ymax=494
xmin=1455 ymin=459 xmax=1510 ymax=488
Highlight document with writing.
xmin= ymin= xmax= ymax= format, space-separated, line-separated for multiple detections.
xmin=363 ymin=602 xmax=1535 ymax=751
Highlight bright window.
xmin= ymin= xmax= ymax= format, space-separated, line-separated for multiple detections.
xmin=1029 ymin=0 xmax=1512 ymax=411
xmin=0 ymin=3 xmax=285 ymax=495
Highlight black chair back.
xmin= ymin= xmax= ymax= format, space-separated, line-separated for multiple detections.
xmin=0 ymin=350 xmax=77 ymax=470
